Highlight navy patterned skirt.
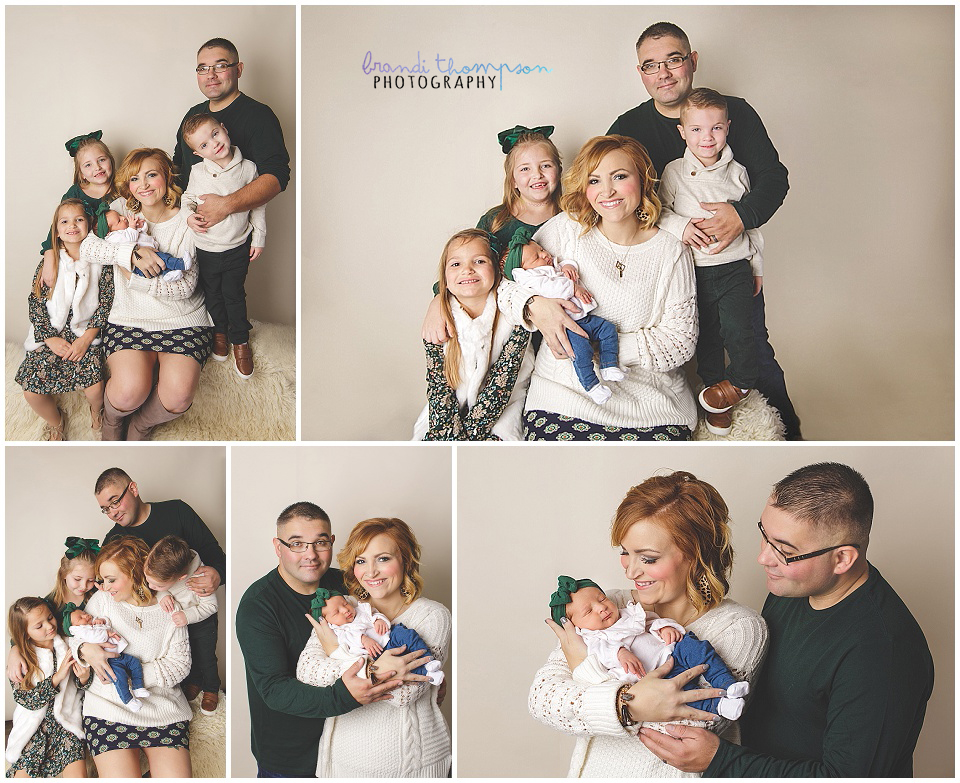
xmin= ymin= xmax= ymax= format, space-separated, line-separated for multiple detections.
xmin=103 ymin=323 xmax=212 ymax=366
xmin=83 ymin=715 xmax=189 ymax=755
xmin=524 ymin=410 xmax=692 ymax=441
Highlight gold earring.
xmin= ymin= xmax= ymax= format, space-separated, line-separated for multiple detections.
xmin=135 ymin=585 xmax=147 ymax=603
xmin=636 ymin=206 xmax=650 ymax=222
xmin=357 ymin=587 xmax=369 ymax=600
xmin=698 ymin=573 xmax=712 ymax=602
xmin=163 ymin=194 xmax=174 ymax=207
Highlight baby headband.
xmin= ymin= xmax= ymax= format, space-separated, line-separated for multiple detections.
xmin=311 ymin=587 xmax=344 ymax=620
xmin=502 ymin=225 xmax=536 ymax=281
xmin=498 ymin=124 xmax=555 ymax=154
xmin=549 ymin=575 xmax=601 ymax=626
xmin=61 ymin=602 xmax=80 ymax=635
xmin=65 ymin=130 xmax=103 ymax=158
xmin=93 ymin=202 xmax=112 ymax=239
xmin=64 ymin=536 xmax=101 ymax=559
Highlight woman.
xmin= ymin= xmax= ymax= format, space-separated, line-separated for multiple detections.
xmin=298 ymin=518 xmax=451 ymax=777
xmin=98 ymin=148 xmax=212 ymax=440
xmin=72 ymin=536 xmax=192 ymax=778
xmin=501 ymin=135 xmax=698 ymax=440
xmin=529 ymin=472 xmax=768 ymax=777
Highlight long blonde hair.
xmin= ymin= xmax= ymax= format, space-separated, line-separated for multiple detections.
xmin=8 ymin=597 xmax=53 ymax=690
xmin=435 ymin=229 xmax=502 ymax=388
xmin=72 ymin=137 xmax=119 ymax=201
xmin=488 ymin=134 xmax=562 ymax=235
xmin=49 ymin=548 xmax=98 ymax=615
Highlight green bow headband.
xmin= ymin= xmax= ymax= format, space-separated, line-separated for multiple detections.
xmin=62 ymin=602 xmax=80 ymax=635
xmin=64 ymin=536 xmax=101 ymax=559
xmin=498 ymin=124 xmax=555 ymax=154
xmin=93 ymin=202 xmax=112 ymax=239
xmin=549 ymin=575 xmax=601 ymax=626
xmin=65 ymin=130 xmax=103 ymax=158
xmin=311 ymin=587 xmax=344 ymax=620
xmin=503 ymin=226 xmax=536 ymax=281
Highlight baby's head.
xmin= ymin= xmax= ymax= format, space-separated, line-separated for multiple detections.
xmin=311 ymin=587 xmax=354 ymax=626
xmin=144 ymin=536 xmax=193 ymax=593
xmin=549 ymin=575 xmax=620 ymax=631
xmin=105 ymin=210 xmax=129 ymax=232
xmin=678 ymin=88 xmax=730 ymax=166
xmin=503 ymin=226 xmax=552 ymax=281
xmin=62 ymin=603 xmax=93 ymax=636
xmin=183 ymin=113 xmax=233 ymax=164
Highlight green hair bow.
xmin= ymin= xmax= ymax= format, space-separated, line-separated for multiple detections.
xmin=62 ymin=602 xmax=79 ymax=635
xmin=311 ymin=587 xmax=344 ymax=620
xmin=64 ymin=536 xmax=101 ymax=559
xmin=93 ymin=202 xmax=112 ymax=239
xmin=65 ymin=130 xmax=103 ymax=158
xmin=503 ymin=225 xmax=536 ymax=281
xmin=497 ymin=124 xmax=555 ymax=154
xmin=548 ymin=575 xmax=601 ymax=626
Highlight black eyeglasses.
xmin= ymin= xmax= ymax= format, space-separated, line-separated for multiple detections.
xmin=276 ymin=537 xmax=332 ymax=554
xmin=639 ymin=53 xmax=692 ymax=75
xmin=196 ymin=62 xmax=238 ymax=75
xmin=758 ymin=520 xmax=859 ymax=565
xmin=100 ymin=483 xmax=131 ymax=514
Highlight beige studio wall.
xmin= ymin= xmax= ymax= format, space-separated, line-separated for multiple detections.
xmin=456 ymin=444 xmax=954 ymax=777
xmin=5 ymin=5 xmax=296 ymax=341
xmin=4 ymin=445 xmax=227 ymax=722
xmin=229 ymin=445 xmax=453 ymax=778
xmin=302 ymin=5 xmax=953 ymax=441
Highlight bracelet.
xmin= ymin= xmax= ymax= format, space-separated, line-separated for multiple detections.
xmin=366 ymin=657 xmax=378 ymax=684
xmin=616 ymin=683 xmax=637 ymax=728
xmin=522 ymin=297 xmax=533 ymax=323
xmin=76 ymin=644 xmax=86 ymax=664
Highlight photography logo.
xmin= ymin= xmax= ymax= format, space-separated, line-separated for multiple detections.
xmin=363 ymin=51 xmax=552 ymax=91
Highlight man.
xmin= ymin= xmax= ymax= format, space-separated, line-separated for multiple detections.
xmin=236 ymin=502 xmax=427 ymax=778
xmin=172 ymin=38 xmax=290 ymax=225
xmin=609 ymin=22 xmax=801 ymax=439
xmin=639 ymin=462 xmax=934 ymax=776
xmin=95 ymin=467 xmax=226 ymax=711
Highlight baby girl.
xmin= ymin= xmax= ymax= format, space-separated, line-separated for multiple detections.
xmin=104 ymin=210 xmax=191 ymax=282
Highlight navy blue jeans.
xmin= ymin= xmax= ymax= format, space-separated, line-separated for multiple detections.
xmin=198 ymin=236 xmax=252 ymax=344
xmin=132 ymin=250 xmax=187 ymax=278
xmin=566 ymin=314 xmax=619 ymax=392
xmin=387 ymin=623 xmax=433 ymax=677
xmin=751 ymin=288 xmax=801 ymax=439
xmin=183 ymin=613 xmax=220 ymax=693
xmin=666 ymin=631 xmax=738 ymax=716
xmin=108 ymin=652 xmax=145 ymax=704
xmin=695 ymin=260 xmax=758 ymax=390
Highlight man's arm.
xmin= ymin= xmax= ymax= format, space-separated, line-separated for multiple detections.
xmin=726 ymin=97 xmax=789 ymax=231
xmin=194 ymin=173 xmax=281 ymax=227
xmin=174 ymin=501 xmax=226 ymax=586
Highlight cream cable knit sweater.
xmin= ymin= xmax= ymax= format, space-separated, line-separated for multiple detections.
xmin=499 ymin=214 xmax=698 ymax=430
xmin=69 ymin=590 xmax=192 ymax=727
xmin=297 ymin=597 xmax=452 ymax=778
xmin=529 ymin=594 xmax=768 ymax=778
xmin=104 ymin=199 xmax=212 ymax=332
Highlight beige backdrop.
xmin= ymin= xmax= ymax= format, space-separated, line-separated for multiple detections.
xmin=456 ymin=444 xmax=954 ymax=777
xmin=301 ymin=5 xmax=953 ymax=441
xmin=229 ymin=445 xmax=453 ymax=778
xmin=4 ymin=445 xmax=227 ymax=721
xmin=5 ymin=6 xmax=296 ymax=341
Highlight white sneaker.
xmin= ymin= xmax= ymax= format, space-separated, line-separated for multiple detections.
xmin=127 ymin=698 xmax=143 ymax=712
xmin=586 ymin=384 xmax=612 ymax=405
xmin=132 ymin=688 xmax=151 ymax=698
xmin=600 ymin=366 xmax=625 ymax=382
xmin=717 ymin=696 xmax=743 ymax=720
xmin=725 ymin=681 xmax=749 ymax=699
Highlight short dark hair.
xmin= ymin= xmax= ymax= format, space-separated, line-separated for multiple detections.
xmin=198 ymin=37 xmax=239 ymax=61
xmin=770 ymin=463 xmax=873 ymax=546
xmin=182 ymin=113 xmax=221 ymax=145
xmin=277 ymin=501 xmax=330 ymax=528
xmin=95 ymin=468 xmax=132 ymax=495
xmin=636 ymin=22 xmax=691 ymax=52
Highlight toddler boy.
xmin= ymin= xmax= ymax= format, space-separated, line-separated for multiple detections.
xmin=144 ymin=535 xmax=220 ymax=715
xmin=181 ymin=113 xmax=266 ymax=378
xmin=657 ymin=88 xmax=765 ymax=435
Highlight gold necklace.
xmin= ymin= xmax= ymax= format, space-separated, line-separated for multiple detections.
xmin=597 ymin=225 xmax=640 ymax=278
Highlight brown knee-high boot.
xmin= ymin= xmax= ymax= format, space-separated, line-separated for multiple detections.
xmin=127 ymin=388 xmax=186 ymax=441
xmin=102 ymin=394 xmax=136 ymax=441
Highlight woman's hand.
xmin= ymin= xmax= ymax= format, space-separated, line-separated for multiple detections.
xmin=7 ymin=645 xmax=27 ymax=684
xmin=526 ymin=296 xmax=589 ymax=359
xmin=545 ymin=617 xmax=588 ymax=671
xmin=52 ymin=651 xmax=76 ymax=688
xmin=625 ymin=660 xmax=722 ymax=723
xmin=62 ymin=329 xmax=97 ymax=361
xmin=132 ymin=246 xmax=166 ymax=278
xmin=305 ymin=613 xmax=340 ymax=656
xmin=79 ymin=642 xmax=119 ymax=684
xmin=44 ymin=337 xmax=72 ymax=358
xmin=422 ymin=295 xmax=453 ymax=344
xmin=185 ymin=565 xmax=221 ymax=596
xmin=340 ymin=658 xmax=403 ymax=705
xmin=371 ymin=644 xmax=431 ymax=683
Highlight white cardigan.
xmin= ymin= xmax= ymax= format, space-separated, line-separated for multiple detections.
xmin=529 ymin=595 xmax=768 ymax=778
xmin=296 ymin=597 xmax=452 ymax=778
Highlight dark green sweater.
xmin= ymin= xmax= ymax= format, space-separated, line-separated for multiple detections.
xmin=608 ymin=96 xmax=788 ymax=231
xmin=236 ymin=567 xmax=360 ymax=777
xmin=105 ymin=499 xmax=226 ymax=585
xmin=707 ymin=564 xmax=933 ymax=776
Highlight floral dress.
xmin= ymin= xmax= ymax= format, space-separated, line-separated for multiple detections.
xmin=6 ymin=652 xmax=90 ymax=778
xmin=15 ymin=262 xmax=114 ymax=394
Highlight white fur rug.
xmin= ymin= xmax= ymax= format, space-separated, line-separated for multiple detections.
xmin=5 ymin=321 xmax=294 ymax=441
xmin=692 ymin=388 xmax=785 ymax=441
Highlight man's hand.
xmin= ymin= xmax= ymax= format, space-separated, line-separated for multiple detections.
xmin=250 ymin=246 xmax=263 ymax=262
xmin=617 ymin=646 xmax=646 ymax=677
xmin=625 ymin=660 xmax=722 ymax=723
xmin=195 ymin=193 xmax=235 ymax=228
xmin=692 ymin=202 xmax=744 ymax=253
xmin=186 ymin=565 xmax=220 ymax=596
xmin=544 ymin=617 xmax=588 ymax=670
xmin=638 ymin=723 xmax=720 ymax=773
xmin=526 ymin=296 xmax=588 ymax=360
xmin=341 ymin=658 xmax=402 ymax=704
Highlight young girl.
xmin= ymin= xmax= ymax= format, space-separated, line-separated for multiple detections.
xmin=412 ymin=229 xmax=534 ymax=440
xmin=7 ymin=537 xmax=100 ymax=683
xmin=40 ymin=132 xmax=119 ymax=287
xmin=422 ymin=124 xmax=563 ymax=343
xmin=17 ymin=200 xmax=115 ymax=440
xmin=5 ymin=597 xmax=92 ymax=779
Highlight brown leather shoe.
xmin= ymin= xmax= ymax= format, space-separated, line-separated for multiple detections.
xmin=200 ymin=691 xmax=219 ymax=716
xmin=182 ymin=683 xmax=201 ymax=701
xmin=234 ymin=343 xmax=254 ymax=379
xmin=698 ymin=380 xmax=749 ymax=413
xmin=212 ymin=333 xmax=229 ymax=361
xmin=705 ymin=409 xmax=733 ymax=436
